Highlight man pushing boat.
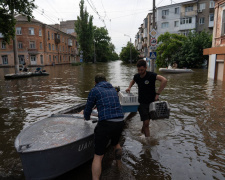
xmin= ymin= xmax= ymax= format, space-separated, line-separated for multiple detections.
xmin=84 ymin=73 xmax=124 ymax=180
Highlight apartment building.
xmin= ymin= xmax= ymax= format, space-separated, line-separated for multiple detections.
xmin=157 ymin=3 xmax=182 ymax=35
xmin=134 ymin=0 xmax=215 ymax=58
xmin=135 ymin=13 xmax=154 ymax=58
xmin=197 ymin=0 xmax=215 ymax=33
xmin=0 ymin=15 xmax=78 ymax=67
xmin=203 ymin=0 xmax=225 ymax=82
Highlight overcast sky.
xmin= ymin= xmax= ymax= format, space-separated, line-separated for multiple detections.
xmin=33 ymin=0 xmax=188 ymax=54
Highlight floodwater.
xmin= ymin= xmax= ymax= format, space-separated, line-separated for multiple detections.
xmin=0 ymin=61 xmax=225 ymax=180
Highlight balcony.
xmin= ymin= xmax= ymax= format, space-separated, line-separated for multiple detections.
xmin=209 ymin=20 xmax=214 ymax=28
xmin=54 ymin=33 xmax=60 ymax=44
xmin=143 ymin=28 xmax=147 ymax=38
xmin=68 ymin=39 xmax=73 ymax=47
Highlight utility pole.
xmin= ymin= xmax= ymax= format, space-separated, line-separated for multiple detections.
xmin=94 ymin=40 xmax=96 ymax=63
xmin=150 ymin=0 xmax=156 ymax=72
xmin=129 ymin=38 xmax=132 ymax=64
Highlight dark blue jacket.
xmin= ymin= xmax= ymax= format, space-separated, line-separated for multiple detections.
xmin=84 ymin=81 xmax=124 ymax=121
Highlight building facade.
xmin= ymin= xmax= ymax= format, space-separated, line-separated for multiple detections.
xmin=197 ymin=0 xmax=215 ymax=33
xmin=203 ymin=0 xmax=225 ymax=82
xmin=157 ymin=3 xmax=182 ymax=35
xmin=135 ymin=0 xmax=215 ymax=59
xmin=0 ymin=15 xmax=78 ymax=67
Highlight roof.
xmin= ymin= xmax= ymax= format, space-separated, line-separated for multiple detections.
xmin=157 ymin=0 xmax=197 ymax=9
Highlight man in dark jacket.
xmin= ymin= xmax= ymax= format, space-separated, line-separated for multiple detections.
xmin=84 ymin=73 xmax=124 ymax=180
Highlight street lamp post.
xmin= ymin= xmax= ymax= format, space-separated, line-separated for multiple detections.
xmin=124 ymin=34 xmax=132 ymax=64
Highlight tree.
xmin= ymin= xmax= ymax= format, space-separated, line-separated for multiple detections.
xmin=156 ymin=31 xmax=212 ymax=68
xmin=0 ymin=0 xmax=36 ymax=43
xmin=120 ymin=42 xmax=139 ymax=63
xmin=156 ymin=32 xmax=187 ymax=67
xmin=75 ymin=0 xmax=94 ymax=62
xmin=93 ymin=26 xmax=118 ymax=62
xmin=93 ymin=27 xmax=110 ymax=62
xmin=173 ymin=31 xmax=212 ymax=68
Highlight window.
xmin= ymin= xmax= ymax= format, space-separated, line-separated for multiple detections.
xmin=62 ymin=37 xmax=64 ymax=43
xmin=210 ymin=1 xmax=215 ymax=8
xmin=174 ymin=21 xmax=179 ymax=27
xmin=30 ymin=55 xmax=36 ymax=62
xmin=49 ymin=55 xmax=51 ymax=62
xmin=40 ymin=55 xmax=43 ymax=64
xmin=48 ymin=31 xmax=50 ymax=40
xmin=185 ymin=6 xmax=193 ymax=12
xmin=39 ymin=29 xmax=42 ymax=36
xmin=199 ymin=17 xmax=205 ymax=24
xmin=53 ymin=55 xmax=55 ymax=62
xmin=2 ymin=55 xmax=8 ymax=64
xmin=30 ymin=41 xmax=35 ymax=49
xmin=210 ymin=14 xmax=214 ymax=22
xmin=60 ymin=45 xmax=61 ymax=52
xmin=40 ymin=42 xmax=43 ymax=49
xmin=49 ymin=43 xmax=51 ymax=50
xmin=161 ymin=22 xmax=169 ymax=28
xmin=18 ymin=42 xmax=23 ymax=49
xmin=52 ymin=33 xmax=54 ymax=40
xmin=180 ymin=17 xmax=192 ymax=24
xmin=56 ymin=34 xmax=60 ymax=39
xmin=175 ymin=7 xmax=179 ymax=14
xmin=16 ymin=27 xmax=22 ymax=35
xmin=56 ymin=45 xmax=58 ymax=51
xmin=1 ymin=41 xmax=6 ymax=49
xmin=222 ymin=10 xmax=225 ymax=35
xmin=18 ymin=55 xmax=25 ymax=64
xmin=63 ymin=46 xmax=64 ymax=52
xmin=29 ymin=28 xmax=35 ymax=35
xmin=52 ymin=44 xmax=54 ymax=50
xmin=199 ymin=3 xmax=205 ymax=11
xmin=162 ymin=9 xmax=169 ymax=16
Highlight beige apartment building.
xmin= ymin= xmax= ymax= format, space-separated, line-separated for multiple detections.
xmin=0 ymin=15 xmax=79 ymax=67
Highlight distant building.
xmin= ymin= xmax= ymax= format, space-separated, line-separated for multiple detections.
xmin=0 ymin=15 xmax=79 ymax=67
xmin=157 ymin=3 xmax=182 ymax=35
xmin=197 ymin=0 xmax=215 ymax=33
xmin=203 ymin=0 xmax=225 ymax=82
xmin=135 ymin=0 xmax=215 ymax=59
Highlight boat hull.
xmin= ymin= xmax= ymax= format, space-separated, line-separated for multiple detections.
xmin=19 ymin=134 xmax=94 ymax=180
xmin=159 ymin=68 xmax=193 ymax=73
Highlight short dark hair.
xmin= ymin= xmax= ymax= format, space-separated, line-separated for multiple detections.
xmin=136 ymin=59 xmax=147 ymax=68
xmin=95 ymin=73 xmax=106 ymax=83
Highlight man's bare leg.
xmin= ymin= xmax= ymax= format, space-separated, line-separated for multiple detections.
xmin=114 ymin=144 xmax=122 ymax=168
xmin=92 ymin=154 xmax=104 ymax=180
xmin=142 ymin=119 xmax=150 ymax=137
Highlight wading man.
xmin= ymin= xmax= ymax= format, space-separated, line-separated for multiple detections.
xmin=84 ymin=73 xmax=124 ymax=180
xmin=126 ymin=59 xmax=167 ymax=137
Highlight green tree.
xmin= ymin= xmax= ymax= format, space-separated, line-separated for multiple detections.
xmin=0 ymin=0 xmax=36 ymax=43
xmin=94 ymin=27 xmax=110 ymax=62
xmin=173 ymin=31 xmax=212 ymax=68
xmin=156 ymin=32 xmax=187 ymax=67
xmin=93 ymin=27 xmax=118 ymax=62
xmin=120 ymin=42 xmax=139 ymax=63
xmin=75 ymin=0 xmax=94 ymax=62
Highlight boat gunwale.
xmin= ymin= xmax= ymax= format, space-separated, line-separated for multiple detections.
xmin=14 ymin=103 xmax=95 ymax=153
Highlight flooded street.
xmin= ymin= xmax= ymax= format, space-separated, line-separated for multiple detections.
xmin=0 ymin=61 xmax=225 ymax=179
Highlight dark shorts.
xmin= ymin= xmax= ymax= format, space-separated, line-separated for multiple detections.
xmin=138 ymin=103 xmax=151 ymax=121
xmin=94 ymin=120 xmax=125 ymax=156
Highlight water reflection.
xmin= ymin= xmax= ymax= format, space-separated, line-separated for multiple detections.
xmin=0 ymin=61 xmax=225 ymax=179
